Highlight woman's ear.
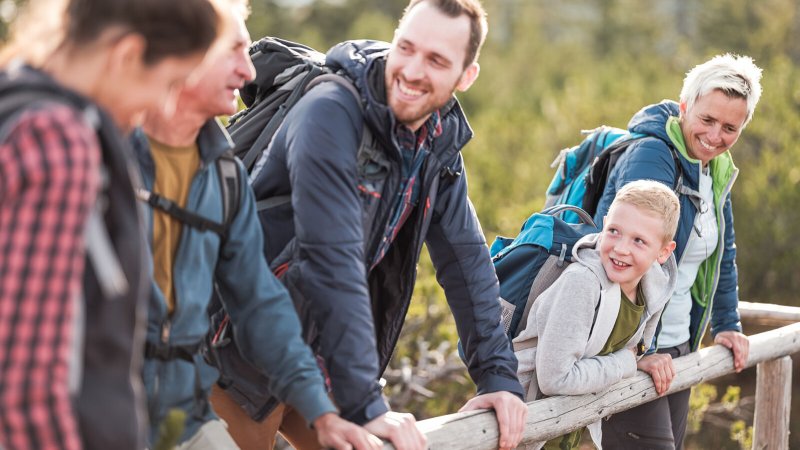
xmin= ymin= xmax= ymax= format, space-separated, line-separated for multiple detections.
xmin=106 ymin=32 xmax=147 ymax=76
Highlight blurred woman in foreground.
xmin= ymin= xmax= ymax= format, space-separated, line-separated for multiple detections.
xmin=0 ymin=1 xmax=220 ymax=448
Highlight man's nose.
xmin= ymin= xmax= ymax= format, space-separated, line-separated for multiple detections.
xmin=238 ymin=54 xmax=256 ymax=83
xmin=401 ymin=55 xmax=425 ymax=81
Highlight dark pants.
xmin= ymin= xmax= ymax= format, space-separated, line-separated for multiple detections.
xmin=602 ymin=341 xmax=691 ymax=450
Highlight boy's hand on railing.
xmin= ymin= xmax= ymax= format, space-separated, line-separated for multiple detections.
xmin=313 ymin=413 xmax=383 ymax=450
xmin=637 ymin=353 xmax=675 ymax=396
xmin=459 ymin=391 xmax=527 ymax=450
xmin=714 ymin=330 xmax=750 ymax=372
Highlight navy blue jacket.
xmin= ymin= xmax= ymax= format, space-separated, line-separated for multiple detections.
xmin=594 ymin=101 xmax=742 ymax=351
xmin=250 ymin=41 xmax=523 ymax=424
xmin=131 ymin=121 xmax=335 ymax=443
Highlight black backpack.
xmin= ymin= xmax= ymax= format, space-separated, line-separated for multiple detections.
xmin=228 ymin=37 xmax=365 ymax=172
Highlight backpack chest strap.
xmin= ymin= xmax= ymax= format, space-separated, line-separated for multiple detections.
xmin=136 ymin=188 xmax=227 ymax=236
xmin=144 ymin=341 xmax=203 ymax=363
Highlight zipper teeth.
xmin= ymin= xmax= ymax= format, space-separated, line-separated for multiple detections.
xmin=694 ymin=167 xmax=738 ymax=348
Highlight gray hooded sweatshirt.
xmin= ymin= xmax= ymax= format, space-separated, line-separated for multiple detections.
xmin=513 ymin=233 xmax=677 ymax=448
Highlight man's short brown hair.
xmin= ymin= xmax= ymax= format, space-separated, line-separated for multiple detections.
xmin=401 ymin=0 xmax=488 ymax=68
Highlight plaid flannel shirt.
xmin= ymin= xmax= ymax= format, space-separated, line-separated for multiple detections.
xmin=0 ymin=104 xmax=100 ymax=450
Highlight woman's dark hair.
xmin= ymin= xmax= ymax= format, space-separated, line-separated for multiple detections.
xmin=65 ymin=0 xmax=219 ymax=64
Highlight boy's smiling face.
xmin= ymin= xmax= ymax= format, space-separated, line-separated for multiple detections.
xmin=599 ymin=201 xmax=676 ymax=299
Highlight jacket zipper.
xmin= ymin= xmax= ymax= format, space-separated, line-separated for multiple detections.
xmin=692 ymin=168 xmax=738 ymax=350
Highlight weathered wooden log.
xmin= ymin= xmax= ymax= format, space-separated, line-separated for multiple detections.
xmin=382 ymin=322 xmax=800 ymax=450
xmin=753 ymin=355 xmax=792 ymax=450
xmin=739 ymin=301 xmax=800 ymax=326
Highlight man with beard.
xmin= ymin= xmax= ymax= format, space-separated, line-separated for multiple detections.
xmin=211 ymin=1 xmax=527 ymax=450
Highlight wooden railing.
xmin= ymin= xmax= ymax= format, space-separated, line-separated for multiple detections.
xmin=384 ymin=302 xmax=800 ymax=450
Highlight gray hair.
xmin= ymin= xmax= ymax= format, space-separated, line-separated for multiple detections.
xmin=679 ymin=53 xmax=763 ymax=128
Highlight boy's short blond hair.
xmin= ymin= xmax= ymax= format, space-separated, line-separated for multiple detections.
xmin=610 ymin=180 xmax=680 ymax=243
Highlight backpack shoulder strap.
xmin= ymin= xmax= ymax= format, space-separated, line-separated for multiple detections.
xmin=0 ymin=83 xmax=131 ymax=300
xmin=137 ymin=188 xmax=228 ymax=236
xmin=255 ymin=74 xmax=374 ymax=213
xmin=515 ymin=255 xmax=570 ymax=342
xmin=136 ymin=151 xmax=242 ymax=238
xmin=216 ymin=150 xmax=241 ymax=231
xmin=305 ymin=73 xmax=362 ymax=106
xmin=0 ymin=87 xmax=86 ymax=139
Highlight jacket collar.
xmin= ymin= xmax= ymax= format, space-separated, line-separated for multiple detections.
xmin=131 ymin=118 xmax=233 ymax=169
xmin=327 ymin=40 xmax=473 ymax=163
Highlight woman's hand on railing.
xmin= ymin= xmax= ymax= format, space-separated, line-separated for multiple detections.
xmin=458 ymin=391 xmax=527 ymax=450
xmin=714 ymin=330 xmax=750 ymax=372
xmin=636 ymin=353 xmax=676 ymax=396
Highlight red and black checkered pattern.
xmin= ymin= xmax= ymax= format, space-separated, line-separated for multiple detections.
xmin=0 ymin=104 xmax=100 ymax=450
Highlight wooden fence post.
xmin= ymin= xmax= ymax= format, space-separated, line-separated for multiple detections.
xmin=753 ymin=355 xmax=792 ymax=450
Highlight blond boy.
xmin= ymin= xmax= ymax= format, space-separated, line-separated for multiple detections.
xmin=513 ymin=180 xmax=680 ymax=449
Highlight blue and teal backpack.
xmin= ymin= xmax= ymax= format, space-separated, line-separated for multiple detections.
xmin=543 ymin=125 xmax=683 ymax=223
xmin=490 ymin=205 xmax=598 ymax=342
xmin=543 ymin=126 xmax=645 ymax=223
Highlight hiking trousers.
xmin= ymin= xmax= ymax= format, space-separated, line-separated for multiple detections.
xmin=176 ymin=419 xmax=239 ymax=450
xmin=601 ymin=341 xmax=692 ymax=450
xmin=210 ymin=384 xmax=322 ymax=450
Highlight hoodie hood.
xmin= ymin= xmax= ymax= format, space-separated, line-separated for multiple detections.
xmin=628 ymin=100 xmax=680 ymax=143
xmin=572 ymin=233 xmax=677 ymax=315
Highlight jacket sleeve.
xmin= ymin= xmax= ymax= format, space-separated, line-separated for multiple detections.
xmin=281 ymin=84 xmax=388 ymax=424
xmin=709 ymin=192 xmax=742 ymax=335
xmin=593 ymin=139 xmax=678 ymax=224
xmin=533 ymin=269 xmax=637 ymax=396
xmin=425 ymin=154 xmax=524 ymax=399
xmin=214 ymin=161 xmax=337 ymax=425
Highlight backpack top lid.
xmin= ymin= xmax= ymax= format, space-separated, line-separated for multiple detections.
xmin=491 ymin=204 xmax=598 ymax=261
xmin=238 ymin=37 xmax=327 ymax=108
xmin=543 ymin=126 xmax=647 ymax=222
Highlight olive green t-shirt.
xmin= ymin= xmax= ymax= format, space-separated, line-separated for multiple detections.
xmin=599 ymin=286 xmax=646 ymax=356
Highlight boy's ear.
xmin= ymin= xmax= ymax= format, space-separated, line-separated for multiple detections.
xmin=657 ymin=240 xmax=677 ymax=264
